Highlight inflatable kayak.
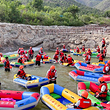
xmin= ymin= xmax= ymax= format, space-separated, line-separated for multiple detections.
xmin=69 ymin=70 xmax=110 ymax=84
xmin=13 ymin=74 xmax=49 ymax=89
xmin=92 ymin=60 xmax=108 ymax=66
xmin=71 ymin=49 xmax=85 ymax=56
xmin=40 ymin=83 xmax=98 ymax=110
xmin=78 ymin=82 xmax=110 ymax=110
xmin=10 ymin=61 xmax=35 ymax=67
xmin=0 ymin=90 xmax=40 ymax=110
xmin=83 ymin=52 xmax=98 ymax=58
xmin=4 ymin=54 xmax=19 ymax=60
xmin=61 ymin=49 xmax=68 ymax=52
xmin=75 ymin=62 xmax=103 ymax=73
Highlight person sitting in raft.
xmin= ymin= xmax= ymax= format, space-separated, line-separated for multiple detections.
xmin=4 ymin=57 xmax=10 ymax=72
xmin=28 ymin=47 xmax=34 ymax=60
xmin=63 ymin=44 xmax=65 ymax=49
xmin=87 ymin=48 xmax=92 ymax=56
xmin=18 ymin=56 xmax=24 ymax=64
xmin=95 ymin=77 xmax=108 ymax=100
xmin=64 ymin=54 xmax=68 ymax=63
xmin=76 ymin=46 xmax=80 ymax=53
xmin=39 ymin=47 xmax=44 ymax=55
xmin=35 ymin=52 xmax=42 ymax=67
xmin=102 ymin=38 xmax=106 ymax=48
xmin=66 ymin=91 xmax=97 ymax=109
xmin=103 ymin=46 xmax=107 ymax=57
xmin=82 ymin=45 xmax=85 ymax=52
xmin=99 ymin=50 xmax=105 ymax=62
xmin=43 ymin=54 xmax=49 ymax=59
xmin=66 ymin=54 xmax=74 ymax=66
xmin=59 ymin=56 xmax=65 ymax=64
xmin=60 ymin=50 xmax=64 ymax=58
xmin=17 ymin=65 xmax=31 ymax=80
xmin=23 ymin=53 xmax=29 ymax=62
xmin=0 ymin=53 xmax=3 ymax=61
xmin=103 ymin=60 xmax=110 ymax=75
xmin=53 ymin=52 xmax=59 ymax=62
xmin=56 ymin=47 xmax=59 ymax=55
xmin=85 ymin=52 xmax=91 ymax=64
xmin=96 ymin=46 xmax=100 ymax=53
xmin=46 ymin=65 xmax=57 ymax=84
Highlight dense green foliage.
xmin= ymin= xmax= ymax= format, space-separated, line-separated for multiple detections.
xmin=0 ymin=0 xmax=110 ymax=26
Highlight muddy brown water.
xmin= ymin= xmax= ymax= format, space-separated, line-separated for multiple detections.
xmin=1 ymin=50 xmax=110 ymax=110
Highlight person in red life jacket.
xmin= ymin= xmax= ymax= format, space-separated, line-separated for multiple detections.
xmin=103 ymin=46 xmax=107 ymax=57
xmin=64 ymin=54 xmax=68 ymax=63
xmin=103 ymin=60 xmax=110 ymax=75
xmin=28 ymin=47 xmax=34 ymax=60
xmin=18 ymin=48 xmax=21 ymax=55
xmin=53 ymin=52 xmax=59 ymax=62
xmin=20 ymin=48 xmax=24 ymax=55
xmin=63 ymin=45 xmax=65 ymax=49
xmin=85 ymin=52 xmax=91 ymax=64
xmin=99 ymin=50 xmax=105 ymax=62
xmin=87 ymin=48 xmax=92 ymax=56
xmin=18 ymin=56 xmax=24 ymax=64
xmin=96 ymin=46 xmax=100 ymax=53
xmin=59 ymin=56 xmax=65 ymax=64
xmin=76 ymin=46 xmax=80 ymax=53
xmin=43 ymin=54 xmax=49 ymax=59
xmin=95 ymin=77 xmax=108 ymax=100
xmin=23 ymin=53 xmax=29 ymax=62
xmin=66 ymin=54 xmax=74 ymax=66
xmin=0 ymin=53 xmax=2 ymax=61
xmin=35 ymin=53 xmax=42 ymax=66
xmin=67 ymin=91 xmax=97 ymax=109
xmin=56 ymin=47 xmax=59 ymax=55
xmin=4 ymin=57 xmax=10 ymax=72
xmin=82 ymin=46 xmax=85 ymax=52
xmin=60 ymin=50 xmax=64 ymax=58
xmin=46 ymin=65 xmax=57 ymax=84
xmin=102 ymin=38 xmax=106 ymax=48
xmin=39 ymin=47 xmax=44 ymax=55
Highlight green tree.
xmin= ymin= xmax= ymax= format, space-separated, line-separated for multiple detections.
xmin=104 ymin=10 xmax=110 ymax=18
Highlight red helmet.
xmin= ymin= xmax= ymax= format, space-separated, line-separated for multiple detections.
xmin=98 ymin=77 xmax=104 ymax=82
xmin=68 ymin=54 xmax=70 ymax=57
xmin=104 ymin=46 xmax=106 ymax=49
xmin=57 ymin=47 xmax=59 ymax=49
xmin=40 ymin=47 xmax=43 ymax=50
xmin=81 ymin=91 xmax=88 ymax=98
xmin=55 ymin=52 xmax=57 ymax=55
xmin=19 ymin=65 xmax=24 ymax=69
xmin=30 ymin=47 xmax=32 ymax=49
xmin=108 ymin=60 xmax=110 ymax=64
xmin=50 ymin=65 xmax=55 ymax=70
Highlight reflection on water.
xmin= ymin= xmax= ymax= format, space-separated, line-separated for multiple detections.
xmin=0 ymin=50 xmax=110 ymax=110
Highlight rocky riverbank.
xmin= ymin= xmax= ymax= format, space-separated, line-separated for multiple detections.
xmin=0 ymin=23 xmax=110 ymax=55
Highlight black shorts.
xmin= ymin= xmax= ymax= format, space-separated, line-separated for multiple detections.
xmin=36 ymin=61 xmax=40 ymax=66
xmin=86 ymin=62 xmax=90 ymax=64
xmin=49 ymin=80 xmax=56 ymax=84
xmin=28 ymin=54 xmax=33 ymax=59
xmin=5 ymin=68 xmax=10 ymax=72
xmin=102 ymin=44 xmax=105 ymax=48
xmin=99 ymin=60 xmax=103 ymax=62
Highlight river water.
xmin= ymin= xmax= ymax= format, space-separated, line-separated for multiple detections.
xmin=1 ymin=48 xmax=110 ymax=110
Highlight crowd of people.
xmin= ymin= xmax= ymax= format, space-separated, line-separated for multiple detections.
xmin=2 ymin=38 xmax=110 ymax=109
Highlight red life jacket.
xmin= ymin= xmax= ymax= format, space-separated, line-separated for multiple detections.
xmin=54 ymin=55 xmax=58 ymax=61
xmin=76 ymin=47 xmax=79 ymax=53
xmin=56 ymin=49 xmax=59 ymax=55
xmin=102 ymin=40 xmax=105 ymax=44
xmin=39 ymin=50 xmax=43 ymax=55
xmin=64 ymin=56 xmax=67 ymax=61
xmin=18 ymin=69 xmax=26 ymax=77
xmin=77 ymin=98 xmax=91 ymax=109
xmin=88 ymin=50 xmax=92 ymax=55
xmin=47 ymin=69 xmax=57 ymax=80
xmin=103 ymin=63 xmax=110 ymax=73
xmin=28 ymin=49 xmax=33 ymax=55
xmin=85 ymin=55 xmax=91 ymax=62
xmin=97 ymin=83 xmax=108 ymax=98
xmin=82 ymin=47 xmax=85 ymax=52
xmin=103 ymin=49 xmax=107 ymax=54
xmin=18 ymin=58 xmax=23 ymax=63
xmin=63 ymin=45 xmax=65 ymax=49
xmin=5 ymin=60 xmax=10 ymax=68
xmin=43 ymin=55 xmax=48 ymax=59
xmin=67 ymin=57 xmax=73 ymax=64
xmin=99 ymin=54 xmax=104 ymax=61
xmin=97 ymin=48 xmax=100 ymax=53
xmin=60 ymin=52 xmax=64 ymax=58
xmin=20 ymin=50 xmax=24 ymax=55
xmin=36 ymin=54 xmax=41 ymax=61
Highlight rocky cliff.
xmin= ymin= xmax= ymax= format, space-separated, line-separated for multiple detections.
xmin=0 ymin=23 xmax=110 ymax=55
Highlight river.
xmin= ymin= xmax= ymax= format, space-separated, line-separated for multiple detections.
xmin=1 ymin=48 xmax=109 ymax=110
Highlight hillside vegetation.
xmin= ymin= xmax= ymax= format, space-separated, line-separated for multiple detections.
xmin=0 ymin=0 xmax=110 ymax=26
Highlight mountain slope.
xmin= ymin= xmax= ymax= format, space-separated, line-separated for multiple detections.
xmin=95 ymin=0 xmax=110 ymax=11
xmin=43 ymin=0 xmax=103 ymax=15
xmin=75 ymin=0 xmax=103 ymax=7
